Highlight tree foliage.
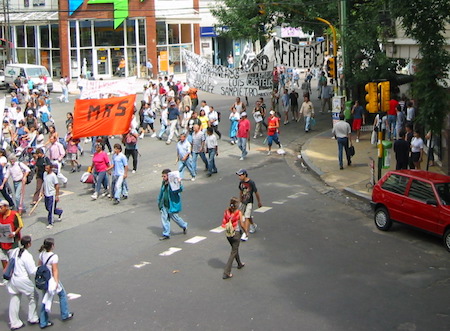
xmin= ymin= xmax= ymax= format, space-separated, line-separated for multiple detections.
xmin=391 ymin=0 xmax=450 ymax=133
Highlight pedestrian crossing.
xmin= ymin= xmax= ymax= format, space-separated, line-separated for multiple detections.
xmin=130 ymin=191 xmax=308 ymax=264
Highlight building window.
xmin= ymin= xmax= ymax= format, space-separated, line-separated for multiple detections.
xmin=94 ymin=20 xmax=124 ymax=46
xmin=156 ymin=21 xmax=166 ymax=45
xmin=40 ymin=25 xmax=49 ymax=48
xmin=168 ymin=24 xmax=179 ymax=44
xmin=138 ymin=19 xmax=145 ymax=46
xmin=80 ymin=21 xmax=92 ymax=47
xmin=51 ymin=24 xmax=59 ymax=48
xmin=180 ymin=24 xmax=191 ymax=43
xmin=26 ymin=26 xmax=35 ymax=47
xmin=69 ymin=21 xmax=76 ymax=48
xmin=16 ymin=26 xmax=25 ymax=47
xmin=126 ymin=19 xmax=136 ymax=46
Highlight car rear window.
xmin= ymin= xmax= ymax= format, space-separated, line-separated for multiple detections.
xmin=435 ymin=183 xmax=450 ymax=206
xmin=408 ymin=180 xmax=436 ymax=203
xmin=381 ymin=174 xmax=409 ymax=195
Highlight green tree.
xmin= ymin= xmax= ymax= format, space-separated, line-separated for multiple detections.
xmin=391 ymin=0 xmax=450 ymax=133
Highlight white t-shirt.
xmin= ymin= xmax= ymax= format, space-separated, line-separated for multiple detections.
xmin=43 ymin=172 xmax=58 ymax=197
xmin=39 ymin=251 xmax=59 ymax=278
xmin=411 ymin=137 xmax=424 ymax=153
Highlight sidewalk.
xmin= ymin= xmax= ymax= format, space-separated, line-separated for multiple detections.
xmin=301 ymin=129 xmax=446 ymax=201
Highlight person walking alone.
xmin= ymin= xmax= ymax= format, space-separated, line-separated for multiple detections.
xmin=157 ymin=169 xmax=188 ymax=240
xmin=221 ymin=197 xmax=247 ymax=279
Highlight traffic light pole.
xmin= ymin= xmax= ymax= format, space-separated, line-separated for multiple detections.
xmin=315 ymin=17 xmax=338 ymax=94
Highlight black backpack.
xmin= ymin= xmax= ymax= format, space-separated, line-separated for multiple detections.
xmin=35 ymin=254 xmax=54 ymax=291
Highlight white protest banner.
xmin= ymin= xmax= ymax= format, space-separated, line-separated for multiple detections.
xmin=80 ymin=77 xmax=137 ymax=99
xmin=242 ymin=37 xmax=327 ymax=71
xmin=182 ymin=49 xmax=273 ymax=97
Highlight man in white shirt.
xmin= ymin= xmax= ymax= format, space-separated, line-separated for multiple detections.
xmin=4 ymin=155 xmax=29 ymax=212
xmin=200 ymin=100 xmax=210 ymax=116
xmin=208 ymin=106 xmax=222 ymax=139
xmin=47 ymin=136 xmax=68 ymax=187
xmin=332 ymin=113 xmax=352 ymax=170
xmin=43 ymin=163 xmax=63 ymax=229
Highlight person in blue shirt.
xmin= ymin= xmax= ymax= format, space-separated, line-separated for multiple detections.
xmin=107 ymin=144 xmax=129 ymax=205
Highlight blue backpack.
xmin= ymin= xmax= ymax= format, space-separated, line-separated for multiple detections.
xmin=35 ymin=254 xmax=54 ymax=291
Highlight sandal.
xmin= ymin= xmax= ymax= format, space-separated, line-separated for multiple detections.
xmin=222 ymin=273 xmax=233 ymax=279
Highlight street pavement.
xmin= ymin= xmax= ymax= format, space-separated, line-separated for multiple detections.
xmin=0 ymin=77 xmax=448 ymax=330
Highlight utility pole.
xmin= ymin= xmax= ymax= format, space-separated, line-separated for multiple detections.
xmin=2 ymin=0 xmax=10 ymax=64
xmin=339 ymin=0 xmax=348 ymax=97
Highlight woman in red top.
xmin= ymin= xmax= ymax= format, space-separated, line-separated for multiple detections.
xmin=90 ymin=143 xmax=110 ymax=200
xmin=221 ymin=197 xmax=247 ymax=279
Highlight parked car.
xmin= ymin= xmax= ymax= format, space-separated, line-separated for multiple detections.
xmin=4 ymin=63 xmax=53 ymax=92
xmin=0 ymin=69 xmax=5 ymax=89
xmin=371 ymin=170 xmax=450 ymax=252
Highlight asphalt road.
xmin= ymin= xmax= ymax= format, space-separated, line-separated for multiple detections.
xmin=0 ymin=90 xmax=448 ymax=331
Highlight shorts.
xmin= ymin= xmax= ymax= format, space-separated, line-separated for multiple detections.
xmin=352 ymin=118 xmax=362 ymax=131
xmin=411 ymin=152 xmax=421 ymax=163
xmin=239 ymin=202 xmax=253 ymax=219
xmin=67 ymin=153 xmax=78 ymax=161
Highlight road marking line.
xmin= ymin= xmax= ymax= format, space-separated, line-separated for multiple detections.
xmin=159 ymin=247 xmax=182 ymax=256
xmin=134 ymin=261 xmax=151 ymax=268
xmin=287 ymin=193 xmax=306 ymax=198
xmin=59 ymin=190 xmax=74 ymax=197
xmin=254 ymin=206 xmax=272 ymax=213
xmin=272 ymin=200 xmax=287 ymax=204
xmin=184 ymin=236 xmax=206 ymax=244
xmin=210 ymin=227 xmax=225 ymax=233
xmin=67 ymin=293 xmax=81 ymax=300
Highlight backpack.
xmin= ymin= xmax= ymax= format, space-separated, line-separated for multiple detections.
xmin=19 ymin=162 xmax=35 ymax=185
xmin=3 ymin=256 xmax=16 ymax=280
xmin=125 ymin=132 xmax=137 ymax=145
xmin=35 ymin=254 xmax=54 ymax=291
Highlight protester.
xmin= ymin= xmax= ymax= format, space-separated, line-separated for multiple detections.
xmin=237 ymin=112 xmax=250 ymax=161
xmin=205 ymin=127 xmax=218 ymax=177
xmin=43 ymin=163 xmax=63 ymax=229
xmin=107 ymin=143 xmax=129 ymax=205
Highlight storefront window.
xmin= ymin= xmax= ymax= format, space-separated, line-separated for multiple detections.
xmin=40 ymin=25 xmax=49 ymax=48
xmin=126 ymin=19 xmax=136 ymax=46
xmin=168 ymin=24 xmax=179 ymax=44
xmin=69 ymin=21 xmax=76 ymax=48
xmin=80 ymin=21 xmax=92 ymax=47
xmin=168 ymin=46 xmax=180 ymax=73
xmin=139 ymin=47 xmax=147 ymax=76
xmin=52 ymin=50 xmax=61 ymax=77
xmin=180 ymin=24 xmax=191 ymax=43
xmin=16 ymin=49 xmax=25 ymax=63
xmin=27 ymin=49 xmax=36 ymax=64
xmin=138 ymin=19 xmax=145 ymax=46
xmin=40 ymin=50 xmax=50 ymax=71
xmin=80 ymin=48 xmax=93 ymax=76
xmin=94 ymin=21 xmax=124 ymax=46
xmin=26 ymin=26 xmax=35 ymax=47
xmin=70 ymin=50 xmax=78 ymax=75
xmin=127 ymin=47 xmax=137 ymax=75
xmin=156 ymin=21 xmax=166 ymax=45
xmin=16 ymin=26 xmax=25 ymax=47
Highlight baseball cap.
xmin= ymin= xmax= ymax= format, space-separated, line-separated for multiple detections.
xmin=236 ymin=169 xmax=247 ymax=176
xmin=241 ymin=112 xmax=247 ymax=117
xmin=27 ymin=110 xmax=34 ymax=115
xmin=269 ymin=110 xmax=275 ymax=115
xmin=0 ymin=200 xmax=9 ymax=207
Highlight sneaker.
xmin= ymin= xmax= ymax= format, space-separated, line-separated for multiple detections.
xmin=139 ymin=133 xmax=144 ymax=139
xmin=58 ymin=213 xmax=63 ymax=221
xmin=91 ymin=192 xmax=98 ymax=200
xmin=122 ymin=195 xmax=128 ymax=200
xmin=77 ymin=164 xmax=81 ymax=171
xmin=132 ymin=170 xmax=136 ymax=174
xmin=239 ymin=157 xmax=244 ymax=161
xmin=241 ymin=233 xmax=248 ymax=241
xmin=253 ymin=135 xmax=257 ymax=139
xmin=70 ymin=168 xmax=76 ymax=173
xmin=101 ymin=191 xmax=108 ymax=197
xmin=151 ymin=133 xmax=157 ymax=138
xmin=356 ymin=138 xmax=360 ymax=143
xmin=62 ymin=182 xmax=67 ymax=188
xmin=46 ymin=224 xmax=53 ymax=229
xmin=113 ymin=199 xmax=120 ymax=205
xmin=165 ymin=141 xmax=171 ymax=145
xmin=267 ymin=151 xmax=271 ymax=155
xmin=191 ymin=177 xmax=196 ymax=181
xmin=249 ymin=223 xmax=257 ymax=233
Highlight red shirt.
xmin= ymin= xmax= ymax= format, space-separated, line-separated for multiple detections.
xmin=0 ymin=210 xmax=22 ymax=250
xmin=237 ymin=118 xmax=250 ymax=138
xmin=268 ymin=116 xmax=279 ymax=136
xmin=221 ymin=209 xmax=241 ymax=229
xmin=389 ymin=99 xmax=399 ymax=116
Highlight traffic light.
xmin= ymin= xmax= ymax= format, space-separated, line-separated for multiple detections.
xmin=377 ymin=81 xmax=390 ymax=112
xmin=326 ymin=57 xmax=336 ymax=78
xmin=365 ymin=82 xmax=378 ymax=113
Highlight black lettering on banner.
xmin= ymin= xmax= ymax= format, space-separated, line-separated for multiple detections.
xmin=88 ymin=105 xmax=101 ymax=121
xmin=115 ymin=100 xmax=128 ymax=116
xmin=103 ymin=104 xmax=114 ymax=118
xmin=289 ymin=43 xmax=297 ymax=68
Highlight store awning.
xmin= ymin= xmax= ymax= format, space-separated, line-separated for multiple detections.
xmin=0 ymin=11 xmax=59 ymax=24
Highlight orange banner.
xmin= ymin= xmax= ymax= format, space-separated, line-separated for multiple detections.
xmin=73 ymin=94 xmax=136 ymax=139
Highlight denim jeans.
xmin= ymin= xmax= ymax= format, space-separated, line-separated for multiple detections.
xmin=160 ymin=206 xmax=188 ymax=237
xmin=39 ymin=285 xmax=70 ymax=327
xmin=94 ymin=171 xmax=108 ymax=194
xmin=237 ymin=137 xmax=247 ymax=158
xmin=111 ymin=175 xmax=128 ymax=200
xmin=207 ymin=148 xmax=217 ymax=174
xmin=305 ymin=116 xmax=311 ymax=131
xmin=12 ymin=181 xmax=23 ymax=210
xmin=192 ymin=152 xmax=208 ymax=173
xmin=178 ymin=156 xmax=196 ymax=179
xmin=337 ymin=137 xmax=351 ymax=168
xmin=158 ymin=124 xmax=168 ymax=139
xmin=387 ymin=115 xmax=397 ymax=140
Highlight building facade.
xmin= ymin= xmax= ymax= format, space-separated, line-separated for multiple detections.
xmin=0 ymin=0 xmax=201 ymax=78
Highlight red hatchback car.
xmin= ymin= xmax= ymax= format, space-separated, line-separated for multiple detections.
xmin=371 ymin=170 xmax=450 ymax=252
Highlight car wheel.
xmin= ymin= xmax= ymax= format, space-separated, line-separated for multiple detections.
xmin=374 ymin=206 xmax=392 ymax=231
xmin=444 ymin=230 xmax=450 ymax=252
